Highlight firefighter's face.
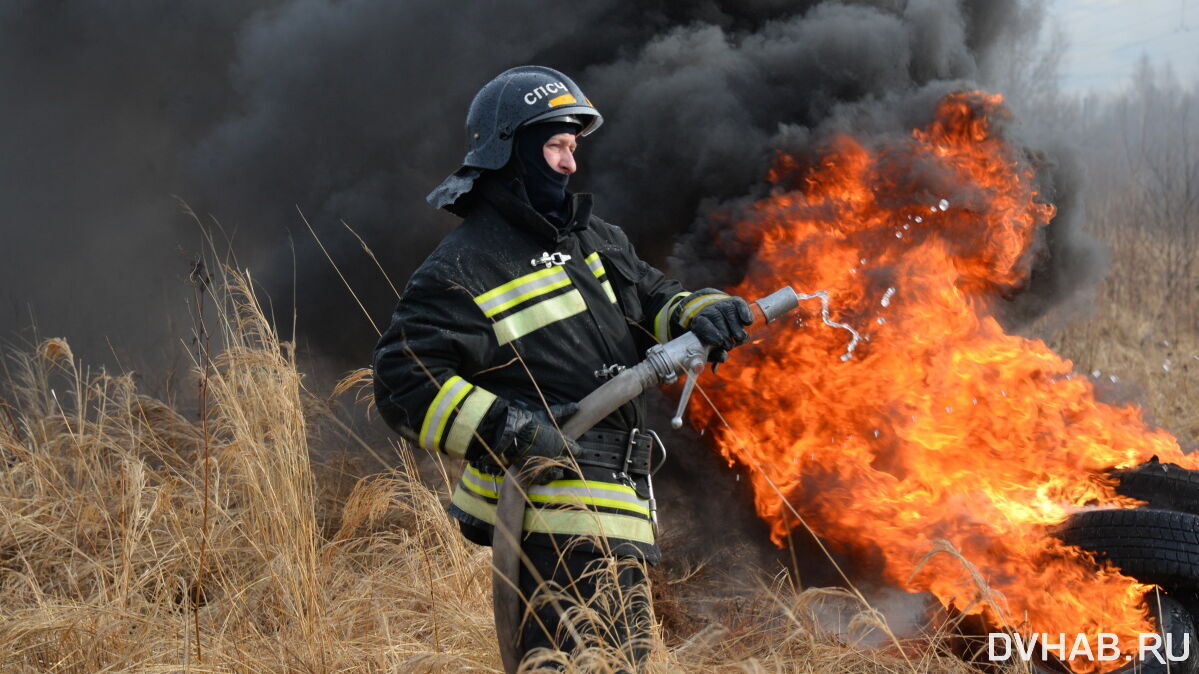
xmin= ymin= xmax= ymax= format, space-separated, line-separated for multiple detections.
xmin=542 ymin=133 xmax=578 ymax=175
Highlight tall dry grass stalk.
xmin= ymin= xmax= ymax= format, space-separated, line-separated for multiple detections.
xmin=0 ymin=267 xmax=994 ymax=672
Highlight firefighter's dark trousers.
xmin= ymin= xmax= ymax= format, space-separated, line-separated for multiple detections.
xmin=517 ymin=545 xmax=651 ymax=671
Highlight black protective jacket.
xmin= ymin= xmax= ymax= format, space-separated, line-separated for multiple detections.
xmin=374 ymin=174 xmax=712 ymax=561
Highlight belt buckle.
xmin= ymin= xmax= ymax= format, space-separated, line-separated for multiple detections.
xmin=617 ymin=428 xmax=658 ymax=478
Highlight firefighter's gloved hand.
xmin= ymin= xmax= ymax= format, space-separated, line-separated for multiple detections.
xmin=503 ymin=403 xmax=580 ymax=485
xmin=530 ymin=402 xmax=579 ymax=427
xmin=689 ymin=292 xmax=753 ymax=363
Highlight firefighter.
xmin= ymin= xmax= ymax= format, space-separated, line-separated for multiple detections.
xmin=373 ymin=65 xmax=753 ymax=668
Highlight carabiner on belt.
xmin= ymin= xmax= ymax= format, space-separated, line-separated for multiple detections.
xmin=612 ymin=428 xmax=665 ymax=539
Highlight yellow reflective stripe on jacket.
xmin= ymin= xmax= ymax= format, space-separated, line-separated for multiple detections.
xmin=679 ymin=292 xmax=729 ymax=326
xmin=462 ymin=464 xmax=501 ymax=499
xmin=443 ymin=386 xmax=497 ymax=458
xmin=493 ymin=289 xmax=587 ymax=345
xmin=451 ymin=481 xmax=498 ymax=520
xmin=584 ymin=251 xmax=604 ymax=277
xmin=526 ymin=508 xmax=655 ymax=545
xmin=450 ymin=482 xmax=655 ymax=545
xmin=531 ymin=484 xmax=650 ymax=516
xmin=653 ymin=291 xmax=690 ymax=344
xmin=600 ymin=280 xmax=617 ymax=303
xmin=474 ymin=267 xmax=571 ymax=318
xmin=538 ymin=478 xmax=639 ymax=495
xmin=419 ymin=376 xmax=472 ymax=452
xmin=585 ymin=252 xmax=618 ymax=303
xmin=460 ymin=466 xmax=650 ymax=516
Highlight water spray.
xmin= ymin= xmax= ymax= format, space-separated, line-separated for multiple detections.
xmin=795 ymin=289 xmax=862 ymax=361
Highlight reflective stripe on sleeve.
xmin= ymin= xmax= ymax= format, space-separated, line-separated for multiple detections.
xmin=653 ymin=291 xmax=690 ymax=344
xmin=679 ymin=292 xmax=729 ymax=327
xmin=492 ymin=289 xmax=587 ymax=345
xmin=442 ymin=385 xmax=497 ymax=458
xmin=418 ymin=376 xmax=472 ymax=452
xmin=474 ymin=267 xmax=571 ymax=318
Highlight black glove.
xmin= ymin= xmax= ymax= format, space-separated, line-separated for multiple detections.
xmin=688 ymin=291 xmax=753 ymax=363
xmin=502 ymin=402 xmax=580 ymax=485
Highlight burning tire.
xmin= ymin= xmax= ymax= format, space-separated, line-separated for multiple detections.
xmin=1055 ymin=509 xmax=1199 ymax=589
xmin=1099 ymin=594 xmax=1199 ymax=674
xmin=1111 ymin=459 xmax=1199 ymax=516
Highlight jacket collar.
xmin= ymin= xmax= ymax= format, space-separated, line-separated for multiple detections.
xmin=477 ymin=173 xmax=592 ymax=243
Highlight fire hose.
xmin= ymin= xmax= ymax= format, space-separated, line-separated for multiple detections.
xmin=492 ymin=286 xmax=801 ymax=673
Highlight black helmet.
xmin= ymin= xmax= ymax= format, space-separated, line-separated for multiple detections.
xmin=428 ymin=66 xmax=602 ymax=210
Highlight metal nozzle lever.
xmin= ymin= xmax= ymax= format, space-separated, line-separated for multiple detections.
xmin=670 ymin=353 xmax=707 ymax=429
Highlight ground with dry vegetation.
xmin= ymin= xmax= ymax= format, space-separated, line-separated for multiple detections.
xmin=0 ymin=273 xmax=1005 ymax=673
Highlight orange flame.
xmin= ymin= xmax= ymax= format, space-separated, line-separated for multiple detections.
xmin=696 ymin=91 xmax=1195 ymax=667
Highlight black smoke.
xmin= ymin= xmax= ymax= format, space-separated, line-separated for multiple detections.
xmin=0 ymin=0 xmax=1096 ymax=373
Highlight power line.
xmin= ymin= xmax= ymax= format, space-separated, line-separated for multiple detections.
xmin=1054 ymin=0 xmax=1195 ymax=40
xmin=1049 ymin=0 xmax=1199 ymax=90
xmin=1068 ymin=25 xmax=1194 ymax=59
xmin=1064 ymin=8 xmax=1183 ymax=49
xmin=1170 ymin=0 xmax=1198 ymax=30
xmin=1068 ymin=14 xmax=1179 ymax=48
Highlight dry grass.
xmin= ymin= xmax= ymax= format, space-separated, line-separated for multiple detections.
xmin=1044 ymin=222 xmax=1199 ymax=448
xmin=0 ymin=268 xmax=1001 ymax=672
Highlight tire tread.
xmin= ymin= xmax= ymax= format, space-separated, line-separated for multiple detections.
xmin=1056 ymin=508 xmax=1199 ymax=588
xmin=1113 ymin=461 xmax=1199 ymax=516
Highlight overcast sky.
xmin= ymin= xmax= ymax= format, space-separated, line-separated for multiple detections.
xmin=1050 ymin=0 xmax=1199 ymax=91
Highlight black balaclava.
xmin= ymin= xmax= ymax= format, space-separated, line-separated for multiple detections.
xmin=513 ymin=121 xmax=579 ymax=224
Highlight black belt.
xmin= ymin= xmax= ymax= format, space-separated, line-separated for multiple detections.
xmin=573 ymin=428 xmax=659 ymax=476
